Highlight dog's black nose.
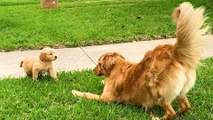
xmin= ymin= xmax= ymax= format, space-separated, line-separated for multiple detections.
xmin=55 ymin=56 xmax=57 ymax=59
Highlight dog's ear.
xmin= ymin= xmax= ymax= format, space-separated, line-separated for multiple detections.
xmin=39 ymin=52 xmax=46 ymax=61
xmin=172 ymin=7 xmax=180 ymax=23
xmin=104 ymin=52 xmax=125 ymax=75
xmin=103 ymin=54 xmax=116 ymax=76
xmin=113 ymin=52 xmax=125 ymax=59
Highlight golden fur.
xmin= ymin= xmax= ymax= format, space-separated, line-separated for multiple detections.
xmin=20 ymin=47 xmax=58 ymax=81
xmin=72 ymin=2 xmax=209 ymax=120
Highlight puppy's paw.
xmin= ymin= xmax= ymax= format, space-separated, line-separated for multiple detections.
xmin=54 ymin=78 xmax=58 ymax=82
xmin=33 ymin=79 xmax=38 ymax=82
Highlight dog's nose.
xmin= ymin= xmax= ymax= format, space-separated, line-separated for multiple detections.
xmin=55 ymin=56 xmax=57 ymax=59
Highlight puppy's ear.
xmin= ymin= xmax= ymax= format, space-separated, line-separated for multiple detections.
xmin=39 ymin=52 xmax=46 ymax=61
xmin=172 ymin=7 xmax=180 ymax=23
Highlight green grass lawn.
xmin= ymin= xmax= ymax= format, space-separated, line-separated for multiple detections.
xmin=0 ymin=58 xmax=212 ymax=119
xmin=0 ymin=0 xmax=212 ymax=51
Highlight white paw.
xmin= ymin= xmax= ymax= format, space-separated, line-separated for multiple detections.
xmin=72 ymin=90 xmax=79 ymax=96
xmin=150 ymin=113 xmax=160 ymax=120
xmin=151 ymin=117 xmax=160 ymax=120
xmin=101 ymin=80 xmax=105 ymax=85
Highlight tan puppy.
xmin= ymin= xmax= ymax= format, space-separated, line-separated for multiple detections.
xmin=72 ymin=2 xmax=209 ymax=120
xmin=20 ymin=47 xmax=58 ymax=81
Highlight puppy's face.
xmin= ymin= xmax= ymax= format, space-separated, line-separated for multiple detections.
xmin=39 ymin=47 xmax=57 ymax=62
xmin=93 ymin=52 xmax=125 ymax=77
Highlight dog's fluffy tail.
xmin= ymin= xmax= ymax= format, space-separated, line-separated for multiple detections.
xmin=172 ymin=2 xmax=210 ymax=68
xmin=20 ymin=61 xmax=23 ymax=68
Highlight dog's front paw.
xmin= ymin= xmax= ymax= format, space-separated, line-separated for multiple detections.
xmin=72 ymin=90 xmax=82 ymax=96
xmin=72 ymin=90 xmax=78 ymax=96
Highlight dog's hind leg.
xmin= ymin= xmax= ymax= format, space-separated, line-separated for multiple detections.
xmin=161 ymin=101 xmax=176 ymax=120
xmin=176 ymin=95 xmax=191 ymax=114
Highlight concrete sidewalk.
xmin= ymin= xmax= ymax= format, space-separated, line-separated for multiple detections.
xmin=0 ymin=35 xmax=212 ymax=79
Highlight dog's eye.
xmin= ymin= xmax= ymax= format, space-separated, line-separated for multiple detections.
xmin=50 ymin=53 xmax=53 ymax=55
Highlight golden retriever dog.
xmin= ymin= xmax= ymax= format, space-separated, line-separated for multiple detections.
xmin=72 ymin=2 xmax=209 ymax=120
xmin=20 ymin=47 xmax=58 ymax=81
